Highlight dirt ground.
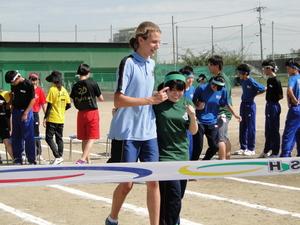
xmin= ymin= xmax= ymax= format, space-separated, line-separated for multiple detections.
xmin=0 ymin=87 xmax=300 ymax=225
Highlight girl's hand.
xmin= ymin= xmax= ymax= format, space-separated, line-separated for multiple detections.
xmin=186 ymin=104 xmax=196 ymax=117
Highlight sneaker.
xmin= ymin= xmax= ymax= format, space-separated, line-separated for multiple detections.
xmin=37 ymin=155 xmax=46 ymax=161
xmin=75 ymin=159 xmax=86 ymax=165
xmin=233 ymin=149 xmax=245 ymax=155
xmin=258 ymin=151 xmax=271 ymax=158
xmin=243 ymin=150 xmax=255 ymax=156
xmin=22 ymin=154 xmax=27 ymax=163
xmin=105 ymin=217 xmax=118 ymax=225
xmin=51 ymin=157 xmax=64 ymax=165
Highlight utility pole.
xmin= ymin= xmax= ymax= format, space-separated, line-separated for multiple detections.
xmin=0 ymin=24 xmax=2 ymax=42
xmin=75 ymin=24 xmax=78 ymax=42
xmin=110 ymin=25 xmax=113 ymax=42
xmin=256 ymin=5 xmax=265 ymax=64
xmin=241 ymin=24 xmax=244 ymax=62
xmin=272 ymin=21 xmax=274 ymax=60
xmin=211 ymin=25 xmax=214 ymax=55
xmin=38 ymin=24 xmax=41 ymax=42
xmin=176 ymin=26 xmax=179 ymax=64
xmin=172 ymin=16 xmax=176 ymax=67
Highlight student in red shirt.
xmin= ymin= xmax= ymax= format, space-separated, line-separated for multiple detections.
xmin=28 ymin=73 xmax=46 ymax=161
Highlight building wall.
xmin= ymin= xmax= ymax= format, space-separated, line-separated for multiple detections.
xmin=0 ymin=42 xmax=131 ymax=91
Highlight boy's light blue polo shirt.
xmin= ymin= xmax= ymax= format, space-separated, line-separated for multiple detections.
xmin=108 ymin=52 xmax=157 ymax=141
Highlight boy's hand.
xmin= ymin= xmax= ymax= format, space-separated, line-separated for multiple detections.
xmin=195 ymin=101 xmax=205 ymax=110
xmin=21 ymin=112 xmax=28 ymax=121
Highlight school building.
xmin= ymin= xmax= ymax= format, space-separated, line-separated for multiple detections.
xmin=0 ymin=41 xmax=241 ymax=92
xmin=0 ymin=41 xmax=132 ymax=91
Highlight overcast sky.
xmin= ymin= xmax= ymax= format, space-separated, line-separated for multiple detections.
xmin=0 ymin=0 xmax=299 ymax=62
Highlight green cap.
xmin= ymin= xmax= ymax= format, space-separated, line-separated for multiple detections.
xmin=164 ymin=73 xmax=186 ymax=83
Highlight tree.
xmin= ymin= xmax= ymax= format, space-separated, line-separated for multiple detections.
xmin=180 ymin=49 xmax=242 ymax=66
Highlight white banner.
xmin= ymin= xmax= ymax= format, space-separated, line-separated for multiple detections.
xmin=0 ymin=158 xmax=299 ymax=187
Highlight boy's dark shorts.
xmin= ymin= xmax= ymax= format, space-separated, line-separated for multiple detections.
xmin=0 ymin=117 xmax=10 ymax=141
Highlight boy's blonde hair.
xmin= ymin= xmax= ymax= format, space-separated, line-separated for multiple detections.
xmin=129 ymin=21 xmax=161 ymax=51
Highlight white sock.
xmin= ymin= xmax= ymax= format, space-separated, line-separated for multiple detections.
xmin=107 ymin=216 xmax=118 ymax=223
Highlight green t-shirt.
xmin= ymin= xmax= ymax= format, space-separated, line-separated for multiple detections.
xmin=153 ymin=98 xmax=192 ymax=162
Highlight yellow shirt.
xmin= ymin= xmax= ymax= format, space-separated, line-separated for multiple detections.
xmin=46 ymin=86 xmax=70 ymax=124
xmin=0 ymin=90 xmax=11 ymax=103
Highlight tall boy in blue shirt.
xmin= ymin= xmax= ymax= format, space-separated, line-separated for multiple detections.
xmin=280 ymin=59 xmax=300 ymax=157
xmin=236 ymin=64 xmax=265 ymax=156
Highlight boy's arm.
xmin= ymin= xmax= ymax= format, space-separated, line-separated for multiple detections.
xmin=253 ymin=79 xmax=266 ymax=96
xmin=97 ymin=94 xmax=104 ymax=102
xmin=225 ymin=104 xmax=241 ymax=122
xmin=21 ymin=98 xmax=35 ymax=121
xmin=44 ymin=103 xmax=52 ymax=120
xmin=278 ymin=80 xmax=284 ymax=100
xmin=114 ymin=87 xmax=169 ymax=108
xmin=287 ymin=87 xmax=299 ymax=105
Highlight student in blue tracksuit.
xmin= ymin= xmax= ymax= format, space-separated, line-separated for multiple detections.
xmin=5 ymin=70 xmax=36 ymax=164
xmin=180 ymin=66 xmax=195 ymax=159
xmin=280 ymin=59 xmax=300 ymax=157
xmin=192 ymin=76 xmax=240 ymax=160
xmin=236 ymin=64 xmax=266 ymax=156
xmin=259 ymin=60 xmax=283 ymax=158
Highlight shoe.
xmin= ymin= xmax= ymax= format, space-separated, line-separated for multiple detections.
xmin=105 ymin=217 xmax=118 ymax=225
xmin=258 ymin=151 xmax=271 ymax=158
xmin=22 ymin=154 xmax=27 ymax=163
xmin=269 ymin=154 xmax=279 ymax=158
xmin=51 ymin=157 xmax=64 ymax=165
xmin=233 ymin=149 xmax=245 ymax=155
xmin=75 ymin=159 xmax=86 ymax=165
xmin=13 ymin=158 xmax=23 ymax=165
xmin=243 ymin=150 xmax=255 ymax=156
xmin=37 ymin=155 xmax=46 ymax=161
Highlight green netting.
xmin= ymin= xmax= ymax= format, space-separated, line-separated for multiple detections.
xmin=84 ymin=64 xmax=239 ymax=92
xmin=153 ymin=64 xmax=238 ymax=89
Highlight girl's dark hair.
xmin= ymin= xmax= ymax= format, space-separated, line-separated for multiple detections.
xmin=129 ymin=21 xmax=161 ymax=51
xmin=46 ymin=70 xmax=63 ymax=89
xmin=211 ymin=75 xmax=225 ymax=91
xmin=179 ymin=65 xmax=194 ymax=75
xmin=262 ymin=59 xmax=277 ymax=72
xmin=236 ymin=63 xmax=251 ymax=75
xmin=285 ymin=58 xmax=300 ymax=70
xmin=157 ymin=71 xmax=186 ymax=91
xmin=165 ymin=80 xmax=186 ymax=91
xmin=77 ymin=63 xmax=90 ymax=76
xmin=208 ymin=55 xmax=223 ymax=70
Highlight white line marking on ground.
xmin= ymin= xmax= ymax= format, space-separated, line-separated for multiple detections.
xmin=185 ymin=190 xmax=300 ymax=219
xmin=49 ymin=185 xmax=202 ymax=225
xmin=0 ymin=202 xmax=55 ymax=225
xmin=225 ymin=177 xmax=300 ymax=191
